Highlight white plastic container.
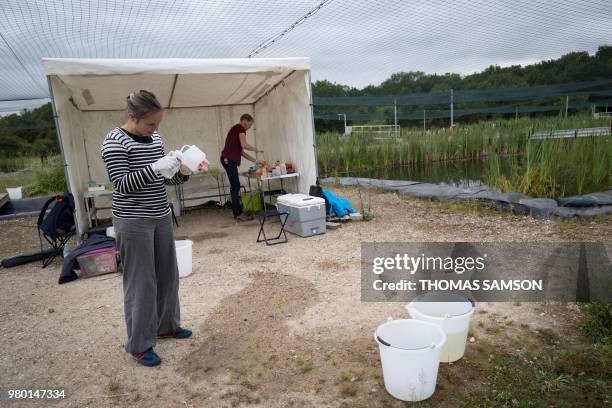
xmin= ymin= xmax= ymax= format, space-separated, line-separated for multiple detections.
xmin=375 ymin=319 xmax=447 ymax=401
xmin=6 ymin=187 xmax=22 ymax=200
xmin=178 ymin=145 xmax=209 ymax=172
xmin=406 ymin=293 xmax=475 ymax=363
xmin=276 ymin=194 xmax=326 ymax=237
xmin=106 ymin=226 xmax=115 ymax=238
xmin=175 ymin=239 xmax=193 ymax=278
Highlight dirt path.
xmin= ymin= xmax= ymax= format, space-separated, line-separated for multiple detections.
xmin=0 ymin=187 xmax=609 ymax=407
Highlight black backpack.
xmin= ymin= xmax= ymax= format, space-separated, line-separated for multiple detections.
xmin=38 ymin=192 xmax=75 ymax=239
xmin=309 ymin=182 xmax=330 ymax=215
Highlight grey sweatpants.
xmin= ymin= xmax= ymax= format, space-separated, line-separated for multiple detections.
xmin=113 ymin=213 xmax=180 ymax=354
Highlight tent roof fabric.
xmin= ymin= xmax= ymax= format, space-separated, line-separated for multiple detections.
xmin=42 ymin=57 xmax=311 ymax=110
xmin=41 ymin=57 xmax=310 ymax=76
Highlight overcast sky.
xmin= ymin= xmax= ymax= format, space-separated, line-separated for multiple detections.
xmin=1 ymin=0 xmax=611 ymax=114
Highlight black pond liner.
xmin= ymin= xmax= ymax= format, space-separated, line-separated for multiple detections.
xmin=322 ymin=177 xmax=612 ymax=219
xmin=0 ymin=195 xmax=54 ymax=220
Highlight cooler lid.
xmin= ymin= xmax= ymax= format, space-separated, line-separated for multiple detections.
xmin=276 ymin=193 xmax=325 ymax=207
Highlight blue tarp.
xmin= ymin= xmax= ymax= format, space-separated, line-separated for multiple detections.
xmin=323 ymin=189 xmax=356 ymax=218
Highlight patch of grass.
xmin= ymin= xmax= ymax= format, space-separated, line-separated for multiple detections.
xmin=296 ymin=359 xmax=314 ymax=374
xmin=404 ymin=402 xmax=432 ymax=408
xmin=23 ymin=156 xmax=66 ymax=196
xmin=239 ymin=379 xmax=258 ymax=391
xmin=485 ymin=325 xmax=503 ymax=335
xmin=339 ymin=384 xmax=358 ymax=398
xmin=536 ymin=328 xmax=561 ymax=346
xmin=579 ymin=302 xmax=611 ymax=343
xmin=106 ymin=379 xmax=121 ymax=394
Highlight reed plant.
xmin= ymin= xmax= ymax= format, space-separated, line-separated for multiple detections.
xmin=316 ymin=114 xmax=611 ymax=197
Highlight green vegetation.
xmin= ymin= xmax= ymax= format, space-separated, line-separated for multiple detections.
xmin=433 ymin=304 xmax=611 ymax=407
xmin=314 ymin=46 xmax=612 ymax=131
xmin=0 ymin=103 xmax=57 ymax=158
xmin=0 ymin=155 xmax=66 ymax=197
xmin=316 ymin=115 xmax=611 ymax=198
xmin=579 ymin=302 xmax=611 ymax=343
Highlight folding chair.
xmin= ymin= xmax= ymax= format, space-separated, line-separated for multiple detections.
xmin=256 ymin=208 xmax=288 ymax=245
xmin=37 ymin=192 xmax=76 ymax=268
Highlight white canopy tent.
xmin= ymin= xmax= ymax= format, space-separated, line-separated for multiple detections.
xmin=42 ymin=57 xmax=317 ymax=237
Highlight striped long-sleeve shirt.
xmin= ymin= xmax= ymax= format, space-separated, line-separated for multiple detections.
xmin=101 ymin=127 xmax=187 ymax=219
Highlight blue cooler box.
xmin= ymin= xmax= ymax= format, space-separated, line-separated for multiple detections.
xmin=275 ymin=194 xmax=326 ymax=237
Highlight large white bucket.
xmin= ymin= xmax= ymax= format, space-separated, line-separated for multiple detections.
xmin=374 ymin=319 xmax=447 ymax=401
xmin=6 ymin=187 xmax=22 ymax=200
xmin=175 ymin=240 xmax=193 ymax=278
xmin=406 ymin=293 xmax=475 ymax=363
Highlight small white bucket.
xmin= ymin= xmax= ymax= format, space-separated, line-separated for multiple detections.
xmin=374 ymin=319 xmax=446 ymax=401
xmin=406 ymin=293 xmax=475 ymax=363
xmin=6 ymin=187 xmax=22 ymax=200
xmin=175 ymin=239 xmax=193 ymax=278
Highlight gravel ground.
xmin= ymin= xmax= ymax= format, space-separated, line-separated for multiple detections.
xmin=0 ymin=187 xmax=610 ymax=407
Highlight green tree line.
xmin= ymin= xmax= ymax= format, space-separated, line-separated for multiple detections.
xmin=0 ymin=103 xmax=57 ymax=158
xmin=313 ymin=45 xmax=612 ymax=130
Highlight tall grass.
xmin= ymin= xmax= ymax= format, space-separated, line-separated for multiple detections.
xmin=0 ymin=155 xmax=66 ymax=197
xmin=317 ymin=114 xmax=611 ymax=197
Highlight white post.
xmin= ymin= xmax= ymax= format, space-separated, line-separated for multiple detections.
xmin=515 ymin=106 xmax=518 ymax=121
xmin=450 ymin=89 xmax=454 ymax=127
xmin=565 ymin=95 xmax=569 ymax=118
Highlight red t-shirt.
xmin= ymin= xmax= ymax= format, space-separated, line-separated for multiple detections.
xmin=221 ymin=124 xmax=245 ymax=165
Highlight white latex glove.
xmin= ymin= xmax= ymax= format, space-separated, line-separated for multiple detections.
xmin=152 ymin=154 xmax=180 ymax=178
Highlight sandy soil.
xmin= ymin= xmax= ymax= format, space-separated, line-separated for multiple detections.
xmin=0 ymin=187 xmax=610 ymax=407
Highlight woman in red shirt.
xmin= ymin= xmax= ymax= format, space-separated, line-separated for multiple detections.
xmin=220 ymin=113 xmax=260 ymax=221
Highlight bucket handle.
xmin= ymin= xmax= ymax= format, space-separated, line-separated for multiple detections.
xmin=376 ymin=336 xmax=391 ymax=347
xmin=377 ymin=335 xmax=437 ymax=350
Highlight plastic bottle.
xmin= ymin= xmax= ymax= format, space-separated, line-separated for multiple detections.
xmin=280 ymin=161 xmax=287 ymax=175
xmin=63 ymin=243 xmax=71 ymax=257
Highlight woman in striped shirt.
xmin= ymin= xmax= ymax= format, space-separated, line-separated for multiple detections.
xmin=101 ymin=90 xmax=192 ymax=367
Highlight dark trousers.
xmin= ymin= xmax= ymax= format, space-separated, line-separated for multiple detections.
xmin=113 ymin=214 xmax=180 ymax=354
xmin=221 ymin=156 xmax=242 ymax=217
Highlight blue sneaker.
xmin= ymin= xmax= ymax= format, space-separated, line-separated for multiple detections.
xmin=132 ymin=347 xmax=161 ymax=367
xmin=158 ymin=327 xmax=192 ymax=339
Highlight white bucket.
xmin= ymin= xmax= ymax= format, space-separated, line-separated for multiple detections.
xmin=6 ymin=187 xmax=22 ymax=200
xmin=374 ymin=319 xmax=447 ymax=401
xmin=175 ymin=239 xmax=193 ymax=278
xmin=406 ymin=293 xmax=475 ymax=363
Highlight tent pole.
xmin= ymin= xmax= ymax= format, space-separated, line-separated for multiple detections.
xmin=47 ymin=76 xmax=81 ymax=240
xmin=307 ymin=71 xmax=320 ymax=186
xmin=167 ymin=74 xmax=179 ymax=108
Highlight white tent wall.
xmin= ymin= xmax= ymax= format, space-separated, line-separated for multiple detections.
xmin=49 ymin=77 xmax=91 ymax=234
xmin=254 ymin=70 xmax=316 ymax=194
xmin=80 ymin=105 xmax=256 ymax=183
xmin=77 ymin=105 xmax=256 ymax=220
